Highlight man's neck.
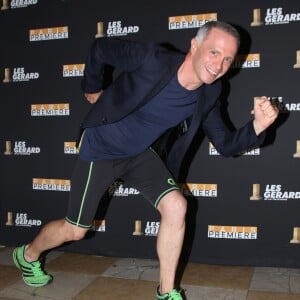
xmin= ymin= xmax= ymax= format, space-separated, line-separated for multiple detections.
xmin=177 ymin=52 xmax=203 ymax=90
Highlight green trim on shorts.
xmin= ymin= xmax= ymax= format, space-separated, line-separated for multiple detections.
xmin=154 ymin=186 xmax=180 ymax=208
xmin=65 ymin=217 xmax=92 ymax=229
xmin=75 ymin=161 xmax=94 ymax=226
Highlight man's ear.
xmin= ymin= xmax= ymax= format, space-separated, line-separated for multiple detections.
xmin=190 ymin=38 xmax=198 ymax=54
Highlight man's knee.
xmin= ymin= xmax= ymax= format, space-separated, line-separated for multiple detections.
xmin=63 ymin=221 xmax=88 ymax=241
xmin=157 ymin=190 xmax=187 ymax=220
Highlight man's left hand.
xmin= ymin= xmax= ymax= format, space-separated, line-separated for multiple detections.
xmin=253 ymin=96 xmax=279 ymax=135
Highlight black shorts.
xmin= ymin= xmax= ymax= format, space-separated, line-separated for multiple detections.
xmin=65 ymin=148 xmax=179 ymax=228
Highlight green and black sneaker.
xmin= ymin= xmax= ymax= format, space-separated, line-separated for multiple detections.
xmin=13 ymin=245 xmax=53 ymax=287
xmin=156 ymin=286 xmax=183 ymax=300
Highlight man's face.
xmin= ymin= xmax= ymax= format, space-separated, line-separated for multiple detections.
xmin=191 ymin=28 xmax=238 ymax=85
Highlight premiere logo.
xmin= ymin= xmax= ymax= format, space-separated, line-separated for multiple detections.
xmin=29 ymin=26 xmax=68 ymax=41
xmin=63 ymin=64 xmax=84 ymax=77
xmin=64 ymin=142 xmax=78 ymax=154
xmin=106 ymin=20 xmax=139 ymax=37
xmin=179 ymin=183 xmax=217 ymax=197
xmin=208 ymin=225 xmax=257 ymax=239
xmin=32 ymin=178 xmax=71 ymax=192
xmin=169 ymin=13 xmax=217 ymax=30
xmin=231 ymin=53 xmax=260 ymax=69
xmin=209 ymin=142 xmax=260 ymax=156
xmin=31 ymin=103 xmax=70 ymax=116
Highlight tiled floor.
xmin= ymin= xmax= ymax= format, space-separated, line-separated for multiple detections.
xmin=1 ymin=246 xmax=300 ymax=299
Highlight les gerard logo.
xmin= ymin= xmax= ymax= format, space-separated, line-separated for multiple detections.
xmin=132 ymin=220 xmax=160 ymax=236
xmin=1 ymin=0 xmax=38 ymax=10
xmin=251 ymin=7 xmax=300 ymax=26
xmin=3 ymin=67 xmax=39 ymax=83
xmin=250 ymin=183 xmax=300 ymax=201
xmin=5 ymin=212 xmax=42 ymax=227
xmin=108 ymin=180 xmax=140 ymax=196
xmin=4 ymin=140 xmax=40 ymax=155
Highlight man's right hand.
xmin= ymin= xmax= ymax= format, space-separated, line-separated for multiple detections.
xmin=84 ymin=91 xmax=103 ymax=104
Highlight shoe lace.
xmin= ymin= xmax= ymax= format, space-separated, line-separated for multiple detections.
xmin=31 ymin=261 xmax=45 ymax=276
xmin=169 ymin=289 xmax=182 ymax=300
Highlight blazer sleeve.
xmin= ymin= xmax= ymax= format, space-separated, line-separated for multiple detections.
xmin=202 ymin=101 xmax=265 ymax=156
xmin=81 ymin=37 xmax=153 ymax=93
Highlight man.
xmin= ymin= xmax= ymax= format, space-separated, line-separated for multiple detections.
xmin=13 ymin=21 xmax=278 ymax=300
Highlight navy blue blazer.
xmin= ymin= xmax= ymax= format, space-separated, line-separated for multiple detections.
xmin=81 ymin=37 xmax=263 ymax=179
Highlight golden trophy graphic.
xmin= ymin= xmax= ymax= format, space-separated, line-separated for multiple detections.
xmin=290 ymin=227 xmax=300 ymax=244
xmin=293 ymin=50 xmax=300 ymax=69
xmin=251 ymin=8 xmax=263 ymax=27
xmin=3 ymin=67 xmax=11 ymax=83
xmin=1 ymin=0 xmax=9 ymax=10
xmin=250 ymin=183 xmax=262 ymax=200
xmin=132 ymin=220 xmax=143 ymax=236
xmin=95 ymin=21 xmax=105 ymax=38
xmin=293 ymin=140 xmax=300 ymax=158
xmin=4 ymin=141 xmax=12 ymax=155
xmin=6 ymin=212 xmax=14 ymax=226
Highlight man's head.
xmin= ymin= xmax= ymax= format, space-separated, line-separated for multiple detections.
xmin=186 ymin=21 xmax=240 ymax=87
xmin=195 ymin=21 xmax=240 ymax=49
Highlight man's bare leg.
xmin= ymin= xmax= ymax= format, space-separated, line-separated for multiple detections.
xmin=24 ymin=219 xmax=88 ymax=262
xmin=156 ymin=190 xmax=187 ymax=294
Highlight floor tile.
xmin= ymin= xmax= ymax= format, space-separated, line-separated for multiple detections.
xmin=0 ymin=271 xmax=99 ymax=300
xmin=180 ymin=263 xmax=254 ymax=289
xmin=47 ymin=252 xmax=117 ymax=275
xmin=0 ymin=266 xmax=19 ymax=290
xmin=183 ymin=284 xmax=248 ymax=300
xmin=102 ymin=258 xmax=159 ymax=281
xmin=73 ymin=277 xmax=158 ymax=300
xmin=247 ymin=291 xmax=300 ymax=300
xmin=250 ymin=267 xmax=300 ymax=294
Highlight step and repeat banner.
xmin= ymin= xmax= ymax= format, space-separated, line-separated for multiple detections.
xmin=1 ymin=0 xmax=300 ymax=267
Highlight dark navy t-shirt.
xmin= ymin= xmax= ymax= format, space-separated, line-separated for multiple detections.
xmin=79 ymin=73 xmax=198 ymax=160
